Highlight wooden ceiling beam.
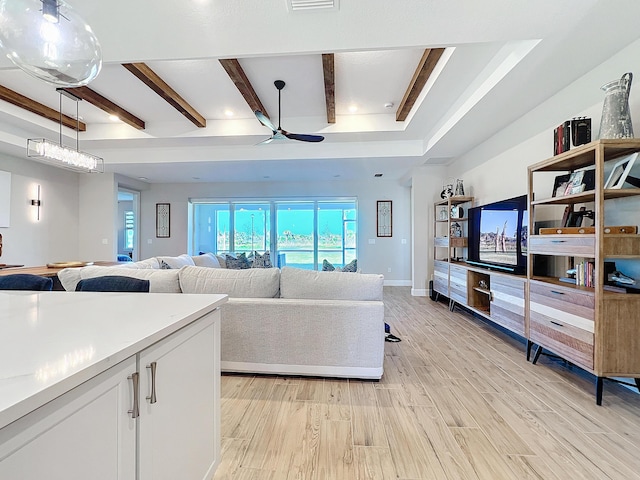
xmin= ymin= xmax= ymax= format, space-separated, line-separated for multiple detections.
xmin=0 ymin=85 xmax=86 ymax=131
xmin=122 ymin=63 xmax=206 ymax=128
xmin=219 ymin=58 xmax=269 ymax=119
xmin=60 ymin=86 xmax=146 ymax=130
xmin=322 ymin=53 xmax=335 ymax=124
xmin=396 ymin=48 xmax=445 ymax=122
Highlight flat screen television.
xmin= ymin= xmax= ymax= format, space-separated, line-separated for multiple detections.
xmin=467 ymin=195 xmax=528 ymax=275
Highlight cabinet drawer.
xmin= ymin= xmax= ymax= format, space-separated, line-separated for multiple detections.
xmin=529 ymin=281 xmax=594 ymax=369
xmin=433 ymin=261 xmax=448 ymax=295
xmin=529 ymin=281 xmax=594 ymax=323
xmin=529 ymin=313 xmax=594 ymax=369
xmin=529 ymin=235 xmax=595 ymax=256
xmin=450 ymin=237 xmax=468 ymax=248
xmin=490 ymin=275 xmax=525 ymax=336
xmin=434 ymin=237 xmax=449 ymax=248
xmin=449 ymin=265 xmax=467 ymax=304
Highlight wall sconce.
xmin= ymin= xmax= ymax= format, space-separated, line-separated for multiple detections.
xmin=31 ymin=185 xmax=41 ymax=221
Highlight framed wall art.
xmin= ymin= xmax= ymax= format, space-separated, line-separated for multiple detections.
xmin=156 ymin=203 xmax=170 ymax=238
xmin=377 ymin=200 xmax=392 ymax=237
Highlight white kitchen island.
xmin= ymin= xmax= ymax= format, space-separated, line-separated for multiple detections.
xmin=0 ymin=291 xmax=227 ymax=480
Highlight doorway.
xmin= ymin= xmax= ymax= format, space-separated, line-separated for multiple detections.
xmin=117 ymin=188 xmax=140 ymax=261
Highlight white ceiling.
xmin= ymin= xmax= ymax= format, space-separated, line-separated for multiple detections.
xmin=1 ymin=0 xmax=640 ymax=183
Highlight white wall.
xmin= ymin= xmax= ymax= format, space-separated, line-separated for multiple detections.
xmin=136 ymin=178 xmax=412 ymax=283
xmin=410 ymin=165 xmax=447 ymax=295
xmin=0 ymin=154 xmax=80 ymax=266
xmin=78 ymin=173 xmax=118 ymax=261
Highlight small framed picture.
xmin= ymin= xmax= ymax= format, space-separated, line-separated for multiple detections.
xmin=604 ymin=152 xmax=639 ymax=189
xmin=552 ymin=173 xmax=571 ymax=197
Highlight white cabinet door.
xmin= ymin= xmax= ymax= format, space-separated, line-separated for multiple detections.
xmin=138 ymin=310 xmax=220 ymax=480
xmin=0 ymin=357 xmax=137 ymax=480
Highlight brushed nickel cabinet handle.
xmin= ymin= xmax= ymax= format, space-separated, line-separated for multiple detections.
xmin=146 ymin=361 xmax=157 ymax=404
xmin=550 ymin=240 xmax=566 ymax=243
xmin=128 ymin=372 xmax=140 ymax=418
xmin=550 ymin=290 xmax=565 ymax=295
xmin=550 ymin=320 xmax=564 ymax=327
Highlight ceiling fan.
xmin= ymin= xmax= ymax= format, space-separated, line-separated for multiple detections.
xmin=255 ymin=80 xmax=324 ymax=144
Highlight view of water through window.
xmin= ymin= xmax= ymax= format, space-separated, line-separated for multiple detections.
xmin=191 ymin=199 xmax=357 ymax=270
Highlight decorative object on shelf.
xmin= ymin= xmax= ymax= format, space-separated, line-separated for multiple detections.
xmin=552 ymin=173 xmax=571 ymax=197
xmin=46 ymin=261 xmax=93 ymax=268
xmin=563 ymin=170 xmax=585 ymax=196
xmin=598 ymin=72 xmax=633 ymax=139
xmin=27 ymin=89 xmax=103 ymax=173
xmin=450 ymin=205 xmax=464 ymax=219
xmin=454 ymin=179 xmax=465 ymax=196
xmin=571 ymin=117 xmax=591 ymax=146
xmin=376 ymin=200 xmax=392 ymax=237
xmin=156 ymin=203 xmax=170 ymax=238
xmin=565 ymin=207 xmax=594 ymax=228
xmin=604 ymin=152 xmax=640 ymax=188
xmin=478 ymin=280 xmax=488 ymax=290
xmin=439 ymin=206 xmax=448 ymax=220
xmin=451 ymin=222 xmax=463 ymax=237
xmin=0 ymin=0 xmax=102 ymax=86
xmin=440 ymin=183 xmax=453 ymax=199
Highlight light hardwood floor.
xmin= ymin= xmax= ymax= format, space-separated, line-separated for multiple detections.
xmin=213 ymin=286 xmax=640 ymax=480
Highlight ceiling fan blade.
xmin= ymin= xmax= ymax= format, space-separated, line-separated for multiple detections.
xmin=282 ymin=131 xmax=325 ymax=143
xmin=254 ymin=111 xmax=277 ymax=133
xmin=255 ymin=137 xmax=275 ymax=146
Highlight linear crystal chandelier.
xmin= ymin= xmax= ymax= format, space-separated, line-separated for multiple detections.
xmin=27 ymin=89 xmax=103 ymax=173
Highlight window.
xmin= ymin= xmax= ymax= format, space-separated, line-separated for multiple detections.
xmin=190 ymin=198 xmax=357 ymax=270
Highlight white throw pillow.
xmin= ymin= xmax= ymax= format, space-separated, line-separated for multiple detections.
xmin=155 ymin=254 xmax=195 ymax=269
xmin=191 ymin=253 xmax=221 ymax=268
xmin=134 ymin=257 xmax=160 ymax=269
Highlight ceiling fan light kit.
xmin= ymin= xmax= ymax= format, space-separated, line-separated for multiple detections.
xmin=0 ymin=0 xmax=102 ymax=86
xmin=255 ymin=80 xmax=325 ymax=144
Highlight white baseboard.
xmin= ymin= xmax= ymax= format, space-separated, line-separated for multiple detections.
xmin=383 ymin=280 xmax=412 ymax=287
xmin=411 ymin=288 xmax=427 ymax=296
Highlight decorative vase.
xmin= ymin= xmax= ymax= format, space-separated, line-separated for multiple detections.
xmin=598 ymin=72 xmax=634 ymax=139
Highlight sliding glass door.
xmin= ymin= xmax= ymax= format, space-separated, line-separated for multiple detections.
xmin=190 ymin=197 xmax=357 ymax=270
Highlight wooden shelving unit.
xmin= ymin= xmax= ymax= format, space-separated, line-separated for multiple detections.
xmin=432 ymin=195 xmax=473 ymax=309
xmin=527 ymin=138 xmax=640 ymax=405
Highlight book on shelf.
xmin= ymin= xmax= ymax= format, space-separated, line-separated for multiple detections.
xmin=575 ymin=260 xmax=595 ymax=287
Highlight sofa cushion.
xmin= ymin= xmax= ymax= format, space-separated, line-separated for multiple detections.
xmin=178 ymin=265 xmax=280 ymax=298
xmin=280 ymin=267 xmax=383 ymax=301
xmin=59 ymin=266 xmax=181 ymax=292
xmin=155 ymin=254 xmax=195 ymax=269
xmin=192 ymin=253 xmax=221 ymax=268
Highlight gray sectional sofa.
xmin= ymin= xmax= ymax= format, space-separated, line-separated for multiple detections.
xmin=58 ymin=262 xmax=385 ymax=380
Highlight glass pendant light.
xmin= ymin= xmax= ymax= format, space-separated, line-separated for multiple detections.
xmin=0 ymin=0 xmax=102 ymax=86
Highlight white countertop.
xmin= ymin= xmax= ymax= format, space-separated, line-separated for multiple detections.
xmin=0 ymin=291 xmax=227 ymax=430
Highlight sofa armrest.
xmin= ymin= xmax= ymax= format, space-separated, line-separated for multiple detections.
xmin=220 ymin=298 xmax=384 ymax=374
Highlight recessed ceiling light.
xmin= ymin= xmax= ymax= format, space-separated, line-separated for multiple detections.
xmin=348 ymin=105 xmax=358 ymax=113
xmin=109 ymin=114 xmax=119 ymax=122
xmin=138 ymin=176 xmax=148 ymax=181
xmin=384 ymin=102 xmax=394 ymax=109
xmin=374 ymin=173 xmax=383 ymax=177
xmin=224 ymin=110 xmax=234 ymax=117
